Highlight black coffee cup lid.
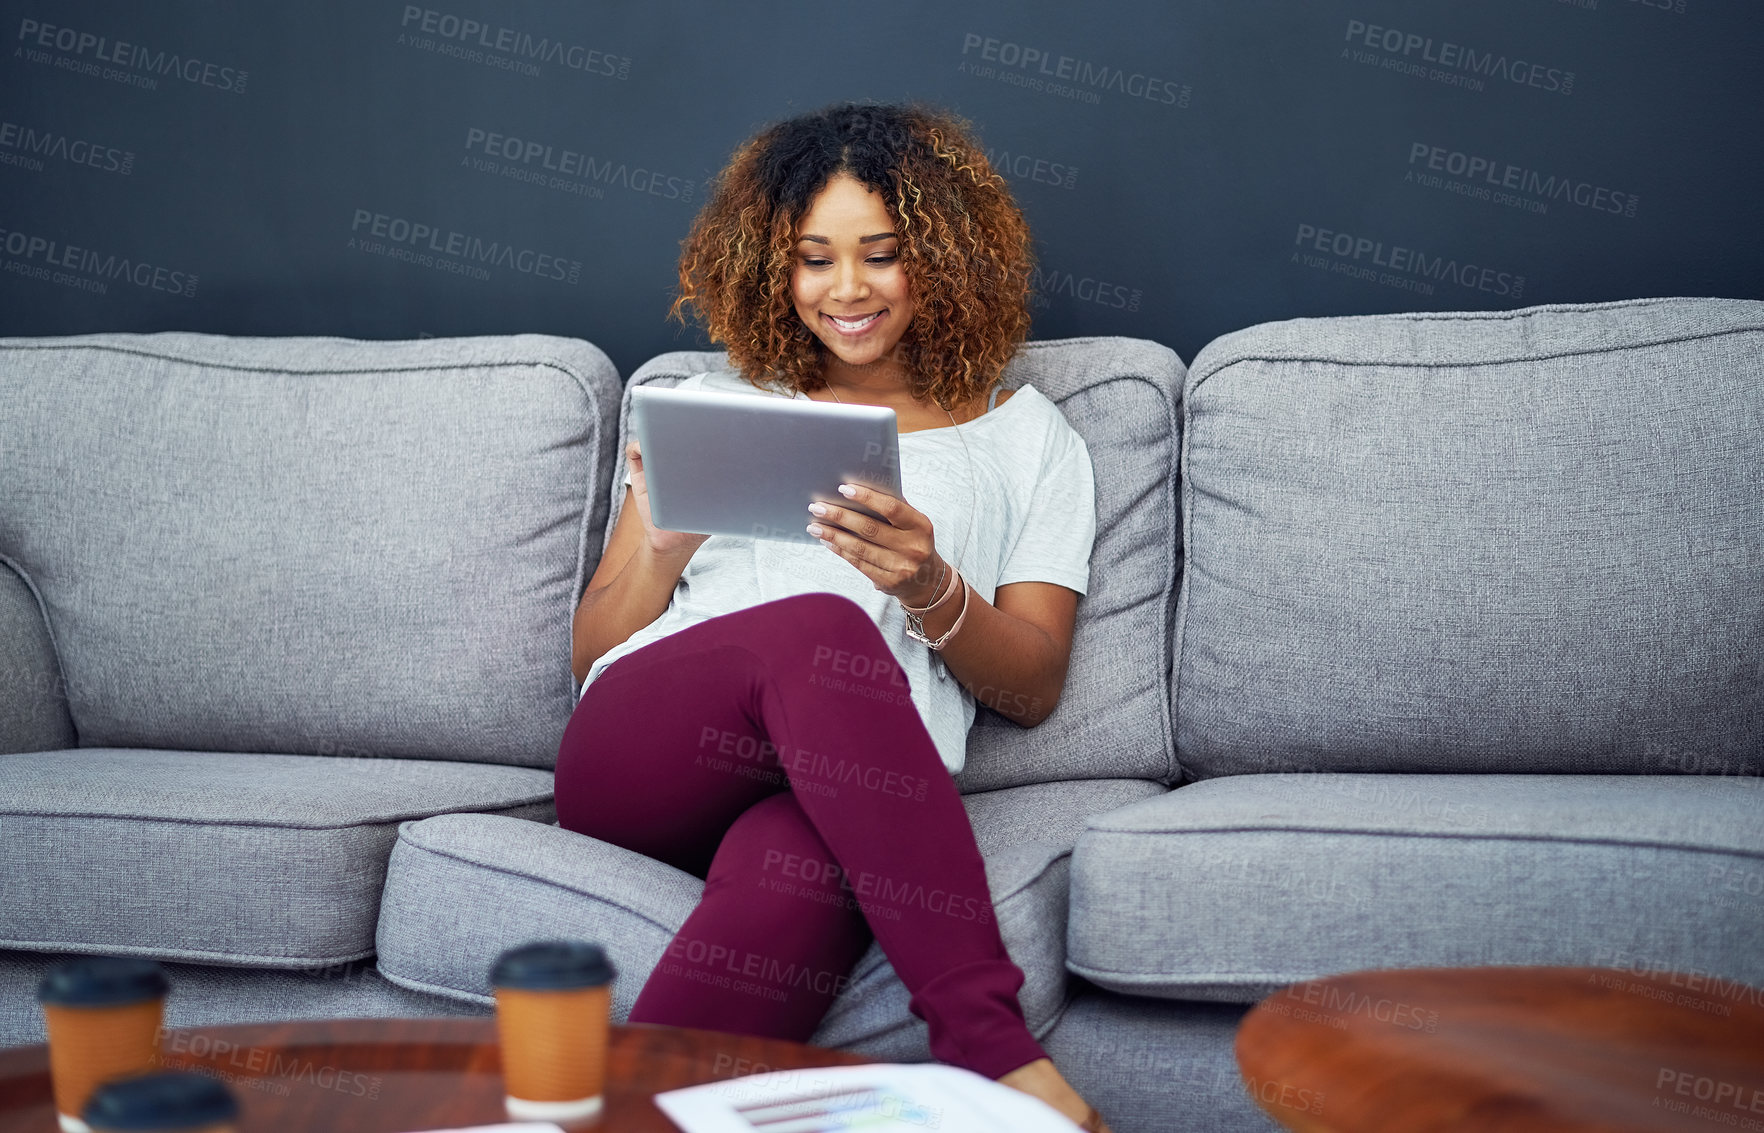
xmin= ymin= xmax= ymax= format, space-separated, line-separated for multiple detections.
xmin=82 ymin=1070 xmax=239 ymax=1129
xmin=38 ymin=957 xmax=170 ymax=1007
xmin=491 ymin=940 xmax=616 ymax=989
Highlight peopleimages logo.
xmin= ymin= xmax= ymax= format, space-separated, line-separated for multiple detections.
xmin=985 ymin=145 xmax=1078 ymax=190
xmin=398 ymin=6 xmax=629 ymax=80
xmin=959 ymin=32 xmax=1190 ymax=108
xmin=348 ymin=209 xmax=582 ymax=286
xmin=0 ymin=225 xmax=198 ymax=297
xmin=1031 ymin=264 xmax=1142 ymax=312
xmin=1560 ymin=0 xmax=1689 ymax=13
xmin=462 ymin=127 xmax=694 ymax=202
xmin=1342 ymin=18 xmax=1573 ymax=95
xmin=15 ymin=18 xmax=248 ymax=93
xmin=1292 ymin=222 xmax=1525 ymax=299
xmin=0 ymin=119 xmax=134 ymax=175
xmin=1406 ymin=141 xmax=1639 ymax=218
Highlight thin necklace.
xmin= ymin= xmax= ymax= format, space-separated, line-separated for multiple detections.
xmin=822 ymin=377 xmax=976 ymax=620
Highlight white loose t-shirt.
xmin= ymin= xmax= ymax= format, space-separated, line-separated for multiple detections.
xmin=577 ymin=370 xmax=1097 ymax=775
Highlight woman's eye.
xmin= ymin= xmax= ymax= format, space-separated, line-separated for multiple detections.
xmin=799 ymin=254 xmax=895 ymax=268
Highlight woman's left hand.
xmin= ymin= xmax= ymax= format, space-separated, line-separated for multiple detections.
xmin=806 ymin=484 xmax=944 ymax=605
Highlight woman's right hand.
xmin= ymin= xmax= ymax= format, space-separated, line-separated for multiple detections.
xmin=626 ymin=440 xmax=711 ymax=557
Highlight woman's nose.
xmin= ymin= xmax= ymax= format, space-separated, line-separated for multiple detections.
xmin=829 ymin=259 xmax=867 ymax=301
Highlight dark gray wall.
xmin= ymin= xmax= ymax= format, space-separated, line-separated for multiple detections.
xmin=3 ymin=0 xmax=1760 ymax=373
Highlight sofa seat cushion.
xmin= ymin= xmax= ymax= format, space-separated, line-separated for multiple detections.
xmin=1069 ymin=773 xmax=1764 ymax=1003
xmin=0 ymin=948 xmax=481 ymax=1049
xmin=0 ymin=749 xmax=555 ymax=966
xmin=375 ymin=778 xmax=1166 ymax=1060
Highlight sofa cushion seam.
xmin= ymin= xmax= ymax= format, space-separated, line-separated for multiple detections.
xmin=2 ymin=796 xmax=557 ymax=831
xmin=1065 ymin=960 xmax=1309 ymax=987
xmin=1186 ymin=322 xmax=1764 ymax=393
xmin=395 ymin=832 xmax=691 ymax=937
xmin=0 ymin=937 xmax=378 ymax=967
xmin=375 ymin=966 xmax=496 ymax=1007
xmin=1079 ymin=825 xmax=1764 ymax=859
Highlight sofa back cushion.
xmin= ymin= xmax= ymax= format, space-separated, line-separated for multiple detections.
xmin=615 ymin=339 xmax=1184 ymax=790
xmin=1175 ymin=297 xmax=1764 ymax=778
xmin=0 ymin=562 xmax=77 ymax=754
xmin=0 ymin=332 xmax=621 ymax=768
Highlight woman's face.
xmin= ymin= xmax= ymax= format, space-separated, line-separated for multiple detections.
xmin=790 ymin=172 xmax=915 ymax=377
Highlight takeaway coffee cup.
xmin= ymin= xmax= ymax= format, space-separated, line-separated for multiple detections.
xmin=491 ymin=940 xmax=618 ymax=1123
xmin=37 ymin=957 xmax=172 ymax=1133
xmin=82 ymin=1071 xmax=240 ymax=1133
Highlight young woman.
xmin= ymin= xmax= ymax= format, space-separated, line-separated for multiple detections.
xmin=558 ymin=101 xmax=1109 ymax=1131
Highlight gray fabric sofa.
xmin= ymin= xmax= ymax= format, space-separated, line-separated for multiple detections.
xmin=3 ymin=297 xmax=1759 ymax=1133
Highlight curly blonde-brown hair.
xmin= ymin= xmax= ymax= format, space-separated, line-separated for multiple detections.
xmin=668 ymin=101 xmax=1035 ymax=411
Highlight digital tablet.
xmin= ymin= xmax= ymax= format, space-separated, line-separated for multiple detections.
xmin=630 ymin=384 xmax=902 ymax=544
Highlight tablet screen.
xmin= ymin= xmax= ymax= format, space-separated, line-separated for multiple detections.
xmin=631 ymin=385 xmax=902 ymax=544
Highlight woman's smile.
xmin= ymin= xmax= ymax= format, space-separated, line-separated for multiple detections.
xmin=824 ymin=309 xmax=886 ymax=336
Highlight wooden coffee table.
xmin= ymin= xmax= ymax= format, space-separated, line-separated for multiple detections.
xmin=0 ymin=1017 xmax=869 ymax=1131
xmin=1235 ymin=965 xmax=1764 ymax=1132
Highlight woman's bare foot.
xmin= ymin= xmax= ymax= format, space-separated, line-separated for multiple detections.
xmin=998 ymin=1058 xmax=1114 ymax=1132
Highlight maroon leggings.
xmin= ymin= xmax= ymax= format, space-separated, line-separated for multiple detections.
xmin=553 ymin=591 xmax=1047 ymax=1079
